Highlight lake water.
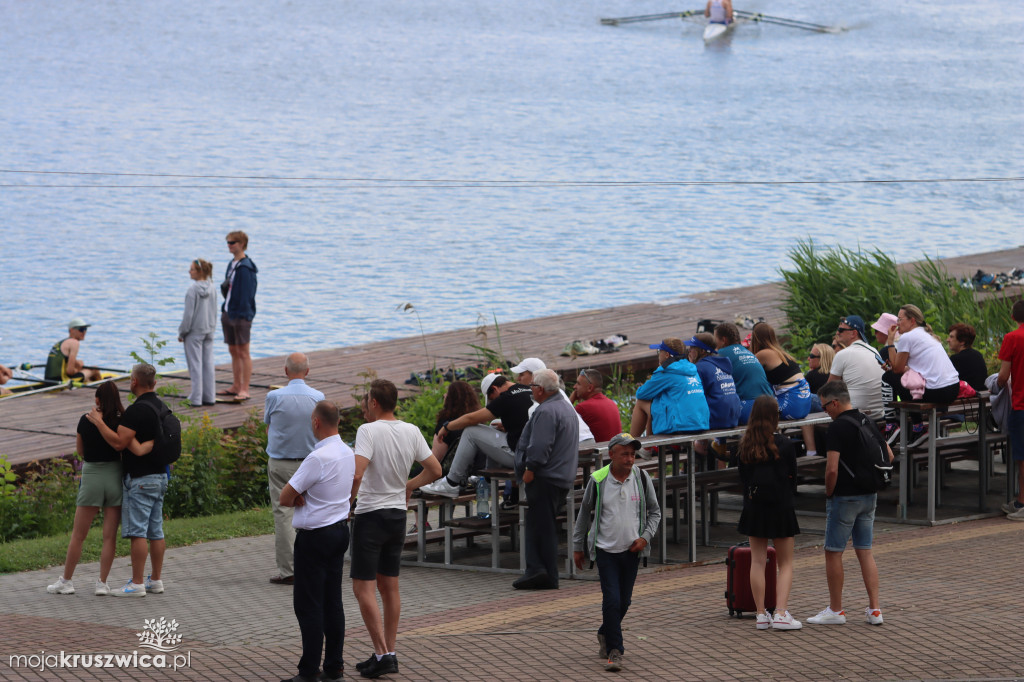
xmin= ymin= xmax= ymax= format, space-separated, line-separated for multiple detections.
xmin=1 ymin=0 xmax=1021 ymax=376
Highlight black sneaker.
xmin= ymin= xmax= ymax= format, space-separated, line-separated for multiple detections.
xmin=908 ymin=425 xmax=929 ymax=448
xmin=319 ymin=671 xmax=343 ymax=682
xmin=360 ymin=654 xmax=398 ymax=679
xmin=355 ymin=654 xmax=376 ymax=672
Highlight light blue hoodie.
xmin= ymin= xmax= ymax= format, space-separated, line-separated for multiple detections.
xmin=635 ymin=358 xmax=710 ymax=433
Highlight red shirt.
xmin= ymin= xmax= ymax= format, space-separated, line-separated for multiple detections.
xmin=998 ymin=323 xmax=1024 ymax=410
xmin=574 ymin=392 xmax=623 ymax=443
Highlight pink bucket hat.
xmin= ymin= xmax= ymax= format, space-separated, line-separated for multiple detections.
xmin=871 ymin=313 xmax=898 ymax=333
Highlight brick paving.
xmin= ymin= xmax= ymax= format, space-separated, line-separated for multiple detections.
xmin=2 ymin=517 xmax=1023 ymax=681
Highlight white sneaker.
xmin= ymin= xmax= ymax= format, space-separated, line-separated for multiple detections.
xmin=1001 ymin=501 xmax=1023 ymax=514
xmin=1008 ymin=506 xmax=1024 ymax=521
xmin=420 ymin=477 xmax=461 ymax=498
xmin=755 ymin=612 xmax=772 ymax=630
xmin=110 ymin=580 xmax=146 ymax=597
xmin=144 ymin=575 xmax=164 ymax=594
xmin=46 ymin=576 xmax=75 ymax=595
xmin=772 ymin=611 xmax=803 ymax=630
xmin=94 ymin=580 xmax=110 ymax=596
xmin=807 ymin=606 xmax=846 ymax=624
xmin=865 ymin=607 xmax=884 ymax=625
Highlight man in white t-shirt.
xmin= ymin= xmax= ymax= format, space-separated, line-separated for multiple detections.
xmin=349 ymin=380 xmax=441 ymax=679
xmin=278 ymin=401 xmax=355 ymax=682
xmin=829 ymin=316 xmax=886 ymax=417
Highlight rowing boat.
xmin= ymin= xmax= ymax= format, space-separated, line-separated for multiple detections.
xmin=0 ymin=372 xmax=124 ymax=400
xmin=601 ymin=8 xmax=843 ymax=40
xmin=702 ymin=21 xmax=734 ymax=42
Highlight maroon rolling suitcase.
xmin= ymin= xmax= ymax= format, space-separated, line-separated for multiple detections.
xmin=725 ymin=544 xmax=777 ymax=617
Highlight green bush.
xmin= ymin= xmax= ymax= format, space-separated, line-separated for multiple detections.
xmin=395 ymin=380 xmax=447 ymax=443
xmin=780 ymin=240 xmax=1018 ymax=367
xmin=163 ymin=412 xmax=227 ymax=518
xmin=0 ymin=455 xmax=79 ymax=543
xmin=220 ymin=409 xmax=270 ymax=510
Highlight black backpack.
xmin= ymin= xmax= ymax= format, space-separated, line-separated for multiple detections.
xmin=837 ymin=413 xmax=892 ymax=492
xmin=139 ymin=398 xmax=182 ymax=465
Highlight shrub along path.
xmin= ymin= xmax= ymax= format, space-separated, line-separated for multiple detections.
xmin=2 ymin=246 xmax=1022 ymax=467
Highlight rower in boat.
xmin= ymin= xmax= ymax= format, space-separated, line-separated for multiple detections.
xmin=705 ymin=0 xmax=734 ymax=26
xmin=44 ymin=317 xmax=103 ymax=383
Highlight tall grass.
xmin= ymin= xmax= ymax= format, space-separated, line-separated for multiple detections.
xmin=780 ymin=240 xmax=1018 ymax=367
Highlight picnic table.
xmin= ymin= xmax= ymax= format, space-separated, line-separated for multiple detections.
xmin=891 ymin=391 xmax=1010 ymax=524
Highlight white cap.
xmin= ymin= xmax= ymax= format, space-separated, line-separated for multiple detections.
xmin=510 ymin=357 xmax=546 ymax=374
xmin=480 ymin=373 xmax=502 ymax=401
xmin=68 ymin=317 xmax=91 ymax=329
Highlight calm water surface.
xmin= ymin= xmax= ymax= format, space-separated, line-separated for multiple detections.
xmin=1 ymin=0 xmax=1021 ymax=374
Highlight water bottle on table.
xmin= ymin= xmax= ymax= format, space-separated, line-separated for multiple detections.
xmin=476 ymin=476 xmax=491 ymax=519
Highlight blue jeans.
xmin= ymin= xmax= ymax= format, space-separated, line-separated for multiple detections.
xmin=824 ymin=494 xmax=876 ymax=551
xmin=121 ymin=473 xmax=168 ymax=539
xmin=1009 ymin=409 xmax=1024 ymax=462
xmin=596 ymin=548 xmax=641 ymax=655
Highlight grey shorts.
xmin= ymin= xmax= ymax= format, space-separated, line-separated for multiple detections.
xmin=221 ymin=311 xmax=252 ymax=346
xmin=76 ymin=461 xmax=123 ymax=507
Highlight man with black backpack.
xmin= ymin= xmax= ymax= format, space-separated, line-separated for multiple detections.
xmin=91 ymin=363 xmax=178 ymax=597
xmin=807 ymin=380 xmax=894 ymax=627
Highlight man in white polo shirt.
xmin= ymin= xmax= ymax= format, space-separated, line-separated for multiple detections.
xmin=278 ymin=401 xmax=355 ymax=682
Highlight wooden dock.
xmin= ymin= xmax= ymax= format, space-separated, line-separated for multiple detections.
xmin=2 ymin=246 xmax=1021 ymax=467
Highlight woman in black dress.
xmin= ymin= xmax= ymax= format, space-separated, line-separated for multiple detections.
xmin=736 ymin=395 xmax=802 ymax=630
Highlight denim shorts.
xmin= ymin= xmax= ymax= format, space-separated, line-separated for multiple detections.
xmin=122 ymin=473 xmax=168 ymax=540
xmin=824 ymin=494 xmax=877 ymax=552
xmin=776 ymin=378 xmax=811 ymax=420
xmin=1009 ymin=409 xmax=1024 ymax=462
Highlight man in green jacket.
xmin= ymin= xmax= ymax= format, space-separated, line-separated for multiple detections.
xmin=572 ymin=433 xmax=661 ymax=672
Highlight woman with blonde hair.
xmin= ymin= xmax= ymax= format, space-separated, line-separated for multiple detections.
xmin=885 ymin=304 xmax=960 ymax=441
xmin=735 ymin=395 xmax=801 ymax=630
xmin=805 ymin=343 xmax=835 ymax=399
xmin=179 ymin=258 xmax=218 ymax=407
xmin=750 ymin=322 xmax=811 ymax=420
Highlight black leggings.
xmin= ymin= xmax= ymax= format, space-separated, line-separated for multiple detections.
xmin=884 ymin=373 xmax=959 ymax=425
xmin=917 ymin=382 xmax=960 ymax=404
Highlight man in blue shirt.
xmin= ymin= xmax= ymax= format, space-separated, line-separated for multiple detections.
xmin=265 ymin=352 xmax=325 ymax=585
xmin=714 ymin=322 xmax=773 ymax=423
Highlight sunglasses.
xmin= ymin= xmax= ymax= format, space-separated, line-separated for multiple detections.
xmin=808 ymin=353 xmax=820 ymax=359
xmin=226 ymin=240 xmax=238 ymax=245
xmin=837 ymin=326 xmax=855 ymax=333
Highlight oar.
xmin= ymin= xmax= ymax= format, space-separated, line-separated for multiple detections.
xmin=16 ymin=362 xmax=47 ymax=371
xmin=9 ymin=368 xmax=51 ymax=383
xmin=0 ymin=380 xmax=70 ymax=400
xmin=83 ymin=365 xmax=132 ymax=374
xmin=733 ymin=10 xmax=842 ymax=33
xmin=601 ymin=10 xmax=703 ymax=25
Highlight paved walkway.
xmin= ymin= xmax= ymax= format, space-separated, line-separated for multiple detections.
xmin=2 ymin=516 xmax=1023 ymax=681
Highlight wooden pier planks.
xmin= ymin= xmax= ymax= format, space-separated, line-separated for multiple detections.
xmin=2 ymin=246 xmax=1020 ymax=467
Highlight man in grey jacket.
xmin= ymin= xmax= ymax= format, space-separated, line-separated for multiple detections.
xmin=513 ymin=368 xmax=579 ymax=590
xmin=573 ymin=433 xmax=661 ymax=672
